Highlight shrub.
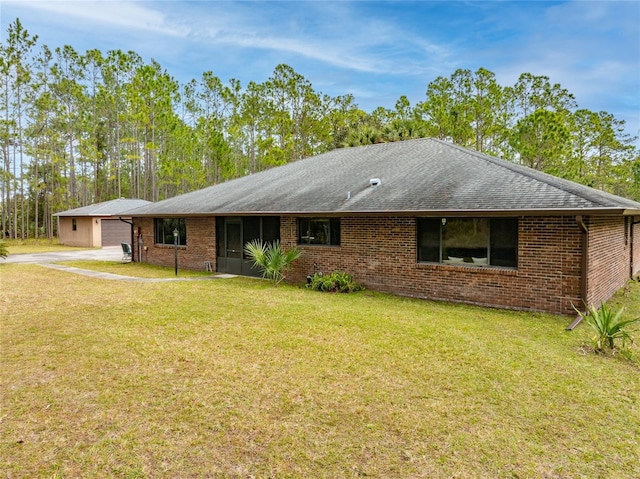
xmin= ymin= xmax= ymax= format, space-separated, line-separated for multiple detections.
xmin=0 ymin=240 xmax=7 ymax=259
xmin=244 ymin=239 xmax=301 ymax=286
xmin=307 ymin=271 xmax=363 ymax=293
xmin=574 ymin=302 xmax=640 ymax=353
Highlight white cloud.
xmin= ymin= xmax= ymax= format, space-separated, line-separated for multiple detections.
xmin=169 ymin=0 xmax=456 ymax=77
xmin=3 ymin=1 xmax=636 ymax=139
xmin=4 ymin=0 xmax=189 ymax=37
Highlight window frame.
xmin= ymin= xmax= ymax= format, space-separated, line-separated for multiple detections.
xmin=417 ymin=217 xmax=518 ymax=268
xmin=298 ymin=217 xmax=340 ymax=246
xmin=154 ymin=218 xmax=187 ymax=246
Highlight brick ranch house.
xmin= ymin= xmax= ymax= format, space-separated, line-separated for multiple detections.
xmin=127 ymin=138 xmax=640 ymax=316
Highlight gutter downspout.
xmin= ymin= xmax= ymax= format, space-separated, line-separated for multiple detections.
xmin=119 ymin=217 xmax=134 ymax=262
xmin=567 ymin=215 xmax=589 ymax=331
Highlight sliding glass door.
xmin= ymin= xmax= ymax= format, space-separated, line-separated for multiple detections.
xmin=216 ymin=216 xmax=280 ymax=276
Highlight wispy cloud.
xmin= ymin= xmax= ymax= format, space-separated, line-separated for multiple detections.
xmin=172 ymin=1 xmax=457 ymax=77
xmin=4 ymin=0 xmax=189 ymax=37
xmin=2 ymin=0 xmax=637 ymax=138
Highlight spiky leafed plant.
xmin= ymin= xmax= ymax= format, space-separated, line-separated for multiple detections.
xmin=0 ymin=240 xmax=8 ymax=259
xmin=574 ymin=303 xmax=640 ymax=352
xmin=244 ymin=239 xmax=301 ymax=286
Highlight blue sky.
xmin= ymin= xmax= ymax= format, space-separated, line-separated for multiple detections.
xmin=2 ymin=0 xmax=639 ymax=141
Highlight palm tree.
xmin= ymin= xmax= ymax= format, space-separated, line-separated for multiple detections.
xmin=244 ymin=239 xmax=301 ymax=285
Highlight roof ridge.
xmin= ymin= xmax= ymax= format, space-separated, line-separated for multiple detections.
xmin=129 ymin=138 xmax=640 ymax=216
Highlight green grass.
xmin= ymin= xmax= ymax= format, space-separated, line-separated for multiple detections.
xmin=608 ymin=279 xmax=640 ymax=321
xmin=2 ymin=238 xmax=93 ymax=255
xmin=1 ymin=264 xmax=639 ymax=478
xmin=59 ymin=260 xmax=215 ymax=278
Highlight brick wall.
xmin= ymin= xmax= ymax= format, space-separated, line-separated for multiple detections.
xmin=586 ymin=216 xmax=630 ymax=305
xmin=132 ymin=217 xmax=216 ymax=271
xmin=284 ymin=215 xmax=583 ymax=315
xmin=133 ymin=214 xmax=632 ymax=315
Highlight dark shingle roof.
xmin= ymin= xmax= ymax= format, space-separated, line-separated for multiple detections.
xmin=128 ymin=139 xmax=640 ymax=216
xmin=54 ymin=198 xmax=152 ymax=217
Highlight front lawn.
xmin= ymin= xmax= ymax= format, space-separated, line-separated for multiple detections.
xmin=1 ymin=264 xmax=639 ymax=478
xmin=59 ymin=260 xmax=215 ymax=279
xmin=1 ymin=238 xmax=92 ymax=255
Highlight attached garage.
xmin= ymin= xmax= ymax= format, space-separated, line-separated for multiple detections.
xmin=101 ymin=219 xmax=133 ymax=246
xmin=54 ymin=198 xmax=151 ymax=248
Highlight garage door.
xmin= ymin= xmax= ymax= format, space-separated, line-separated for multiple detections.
xmin=101 ymin=219 xmax=132 ymax=246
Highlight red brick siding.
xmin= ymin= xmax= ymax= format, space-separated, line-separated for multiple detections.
xmin=133 ymin=214 xmax=632 ymax=315
xmin=284 ymin=216 xmax=583 ymax=315
xmin=132 ymin=217 xmax=216 ymax=271
xmin=586 ymin=216 xmax=630 ymax=305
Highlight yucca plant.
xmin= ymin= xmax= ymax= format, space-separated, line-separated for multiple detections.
xmin=574 ymin=303 xmax=640 ymax=352
xmin=244 ymin=239 xmax=301 ymax=286
xmin=0 ymin=240 xmax=8 ymax=259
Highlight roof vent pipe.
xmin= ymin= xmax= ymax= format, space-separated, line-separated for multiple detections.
xmin=370 ymin=178 xmax=381 ymax=187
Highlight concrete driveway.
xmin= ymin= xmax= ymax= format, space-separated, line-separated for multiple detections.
xmin=2 ymin=246 xmax=236 ymax=282
xmin=1 ymin=246 xmax=124 ymax=264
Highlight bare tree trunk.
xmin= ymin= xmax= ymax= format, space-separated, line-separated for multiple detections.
xmin=18 ymin=100 xmax=25 ymax=239
xmin=68 ymin=115 xmax=76 ymax=205
xmin=34 ymin=150 xmax=39 ymax=240
xmin=12 ymin=144 xmax=17 ymax=239
xmin=1 ymin=143 xmax=7 ymax=238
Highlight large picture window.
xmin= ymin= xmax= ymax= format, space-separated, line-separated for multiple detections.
xmin=298 ymin=218 xmax=340 ymax=246
xmin=418 ymin=217 xmax=517 ymax=267
xmin=155 ymin=218 xmax=187 ymax=246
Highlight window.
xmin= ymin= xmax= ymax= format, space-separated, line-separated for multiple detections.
xmin=417 ymin=217 xmax=517 ymax=267
xmin=154 ymin=218 xmax=186 ymax=246
xmin=298 ymin=218 xmax=340 ymax=246
xmin=72 ymin=219 xmax=77 ymax=231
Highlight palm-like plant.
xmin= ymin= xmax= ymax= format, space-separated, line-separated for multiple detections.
xmin=0 ymin=240 xmax=8 ymax=259
xmin=575 ymin=303 xmax=640 ymax=352
xmin=244 ymin=239 xmax=301 ymax=285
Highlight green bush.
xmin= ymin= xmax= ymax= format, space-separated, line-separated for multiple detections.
xmin=244 ymin=239 xmax=301 ymax=285
xmin=0 ymin=240 xmax=7 ymax=259
xmin=574 ymin=302 xmax=640 ymax=353
xmin=307 ymin=271 xmax=363 ymax=293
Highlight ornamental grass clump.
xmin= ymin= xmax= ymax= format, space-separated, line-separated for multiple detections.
xmin=244 ymin=239 xmax=301 ymax=285
xmin=574 ymin=302 xmax=640 ymax=353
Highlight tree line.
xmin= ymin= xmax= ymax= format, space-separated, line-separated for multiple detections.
xmin=2 ymin=18 xmax=638 ymax=240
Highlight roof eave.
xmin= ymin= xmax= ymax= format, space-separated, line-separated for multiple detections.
xmin=53 ymin=213 xmax=134 ymax=218
xmin=130 ymin=207 xmax=634 ymax=218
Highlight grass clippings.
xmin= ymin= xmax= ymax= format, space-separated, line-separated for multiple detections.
xmin=1 ymin=265 xmax=639 ymax=478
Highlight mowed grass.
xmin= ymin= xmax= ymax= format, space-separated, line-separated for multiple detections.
xmin=1 ymin=264 xmax=639 ymax=478
xmin=1 ymin=239 xmax=89 ymax=255
xmin=59 ymin=261 xmax=214 ymax=279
